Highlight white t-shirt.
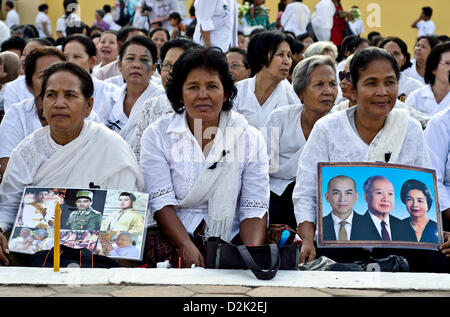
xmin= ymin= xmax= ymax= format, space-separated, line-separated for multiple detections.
xmin=35 ymin=12 xmax=52 ymax=38
xmin=348 ymin=19 xmax=364 ymax=36
xmin=5 ymin=9 xmax=20 ymax=28
xmin=397 ymin=74 xmax=424 ymax=102
xmin=402 ymin=60 xmax=425 ymax=85
xmin=281 ymin=2 xmax=311 ymax=37
xmin=193 ymin=0 xmax=238 ymax=53
xmin=417 ymin=20 xmax=435 ymax=37
xmin=310 ymin=0 xmax=335 ymax=41
xmin=138 ymin=0 xmax=181 ymax=30
xmin=405 ymin=84 xmax=450 ymax=116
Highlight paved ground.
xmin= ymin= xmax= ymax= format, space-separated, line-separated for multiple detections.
xmin=1 ymin=284 xmax=450 ymax=297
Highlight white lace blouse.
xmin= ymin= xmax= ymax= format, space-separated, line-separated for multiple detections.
xmin=140 ymin=111 xmax=269 ymax=238
xmin=293 ymin=107 xmax=432 ymax=226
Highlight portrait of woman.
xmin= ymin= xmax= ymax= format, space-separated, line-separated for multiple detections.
xmin=400 ymin=179 xmax=438 ymax=243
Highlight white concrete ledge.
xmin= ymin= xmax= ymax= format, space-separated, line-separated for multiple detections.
xmin=1 ymin=267 xmax=449 ymax=291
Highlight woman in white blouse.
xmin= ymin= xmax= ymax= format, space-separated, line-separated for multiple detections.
xmin=233 ymin=30 xmax=300 ymax=128
xmin=263 ymin=55 xmax=337 ymax=229
xmin=97 ymin=36 xmax=164 ymax=142
xmin=293 ymin=47 xmax=450 ymax=272
xmin=140 ymin=47 xmax=269 ymax=268
xmin=379 ymin=37 xmax=423 ymax=102
xmin=405 ymin=42 xmax=450 ymax=116
xmin=402 ymin=35 xmax=439 ymax=84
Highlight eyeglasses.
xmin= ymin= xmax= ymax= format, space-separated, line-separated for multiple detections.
xmin=229 ymin=63 xmax=246 ymax=70
xmin=159 ymin=62 xmax=174 ymax=72
xmin=339 ymin=71 xmax=351 ymax=82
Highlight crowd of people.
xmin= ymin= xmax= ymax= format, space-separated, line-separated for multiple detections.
xmin=0 ymin=0 xmax=448 ymax=273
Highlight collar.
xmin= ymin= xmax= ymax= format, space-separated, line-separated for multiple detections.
xmin=420 ymin=84 xmax=435 ymax=99
xmin=368 ymin=210 xmax=391 ymax=227
xmin=167 ymin=111 xmax=190 ymax=134
xmin=331 ymin=211 xmax=354 ymax=225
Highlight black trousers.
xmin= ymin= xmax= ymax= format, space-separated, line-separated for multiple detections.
xmin=268 ymin=181 xmax=297 ymax=230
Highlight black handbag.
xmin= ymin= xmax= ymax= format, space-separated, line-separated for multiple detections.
xmin=27 ymin=245 xmax=121 ymax=268
xmin=206 ymin=237 xmax=301 ymax=280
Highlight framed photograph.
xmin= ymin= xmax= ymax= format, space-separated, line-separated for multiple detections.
xmin=9 ymin=187 xmax=150 ymax=261
xmin=317 ymin=162 xmax=444 ymax=250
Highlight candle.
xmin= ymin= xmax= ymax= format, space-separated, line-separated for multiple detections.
xmin=54 ymin=201 xmax=61 ymax=272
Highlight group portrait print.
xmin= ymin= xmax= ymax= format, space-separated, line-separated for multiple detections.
xmin=318 ymin=162 xmax=444 ymax=250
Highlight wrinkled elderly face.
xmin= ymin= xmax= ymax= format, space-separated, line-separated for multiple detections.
xmin=365 ymin=178 xmax=395 ymax=220
xmin=116 ymin=234 xmax=133 ymax=248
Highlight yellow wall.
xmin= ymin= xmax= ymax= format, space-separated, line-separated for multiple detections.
xmin=14 ymin=0 xmax=449 ymax=55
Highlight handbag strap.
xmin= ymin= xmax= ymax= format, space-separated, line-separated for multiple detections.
xmin=236 ymin=244 xmax=280 ymax=280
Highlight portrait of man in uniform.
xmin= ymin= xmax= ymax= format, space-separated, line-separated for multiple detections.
xmin=65 ymin=190 xmax=103 ymax=231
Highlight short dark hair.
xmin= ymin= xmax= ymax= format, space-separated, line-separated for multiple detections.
xmin=296 ymin=32 xmax=314 ymax=42
xmin=438 ymin=35 xmax=450 ymax=43
xmin=62 ymin=34 xmax=97 ymax=58
xmin=246 ymin=30 xmax=294 ymax=76
xmin=25 ymin=37 xmax=53 ymax=48
xmin=416 ymin=35 xmax=440 ymax=51
xmin=350 ymin=47 xmax=399 ymax=86
xmin=103 ymin=4 xmax=112 ymax=13
xmin=168 ymin=12 xmax=181 ymax=22
xmin=38 ymin=4 xmax=49 ymax=11
xmin=425 ymin=42 xmax=450 ymax=85
xmin=96 ymin=9 xmax=105 ymax=19
xmin=25 ymin=47 xmax=66 ymax=88
xmin=226 ymin=47 xmax=250 ymax=69
xmin=63 ymin=0 xmax=78 ymax=16
xmin=89 ymin=25 xmax=105 ymax=35
xmin=39 ymin=61 xmax=94 ymax=102
xmin=118 ymin=26 xmax=142 ymax=43
xmin=5 ymin=1 xmax=14 ymax=9
xmin=66 ymin=22 xmax=90 ymax=37
xmin=119 ymin=192 xmax=136 ymax=201
xmin=422 ymin=6 xmax=433 ymax=18
xmin=119 ymin=35 xmax=157 ymax=65
xmin=367 ymin=31 xmax=381 ymax=43
xmin=379 ymin=36 xmax=412 ymax=71
xmin=1 ymin=36 xmax=26 ymax=53
xmin=400 ymin=179 xmax=433 ymax=211
xmin=165 ymin=47 xmax=237 ymax=114
xmin=158 ymin=38 xmax=202 ymax=73
xmin=150 ymin=27 xmax=170 ymax=41
xmin=291 ymin=39 xmax=305 ymax=55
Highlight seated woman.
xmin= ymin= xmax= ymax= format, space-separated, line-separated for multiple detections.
xmin=333 ymin=53 xmax=356 ymax=109
xmin=405 ymin=42 xmax=450 ymax=116
xmin=378 ymin=37 xmax=423 ymax=102
xmin=140 ymin=47 xmax=269 ymax=268
xmin=263 ymin=55 xmax=337 ymax=229
xmin=97 ymin=36 xmax=165 ymax=143
xmin=402 ymin=35 xmax=440 ymax=84
xmin=233 ymin=30 xmax=299 ymax=128
xmin=400 ymin=179 xmax=438 ymax=243
xmin=128 ymin=38 xmax=201 ymax=163
xmin=0 ymin=47 xmax=101 ymax=177
xmin=0 ymin=62 xmax=143 ymax=265
xmin=293 ymin=47 xmax=450 ymax=272
xmin=61 ymin=34 xmax=119 ymax=114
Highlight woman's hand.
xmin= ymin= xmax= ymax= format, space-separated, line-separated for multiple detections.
xmin=297 ymin=221 xmax=317 ymax=264
xmin=438 ymin=231 xmax=450 ymax=257
xmin=176 ymin=241 xmax=205 ymax=268
xmin=299 ymin=238 xmax=316 ymax=264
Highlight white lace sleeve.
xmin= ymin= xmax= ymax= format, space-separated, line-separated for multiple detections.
xmin=239 ymin=128 xmax=269 ymax=221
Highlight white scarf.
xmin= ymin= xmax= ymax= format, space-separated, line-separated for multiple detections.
xmin=364 ymin=108 xmax=410 ymax=163
xmin=33 ymin=120 xmax=144 ymax=190
xmin=177 ymin=111 xmax=248 ymax=241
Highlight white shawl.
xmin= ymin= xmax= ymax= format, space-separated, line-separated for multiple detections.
xmin=177 ymin=111 xmax=248 ymax=241
xmin=364 ymin=108 xmax=410 ymax=163
xmin=32 ymin=120 xmax=144 ymax=190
